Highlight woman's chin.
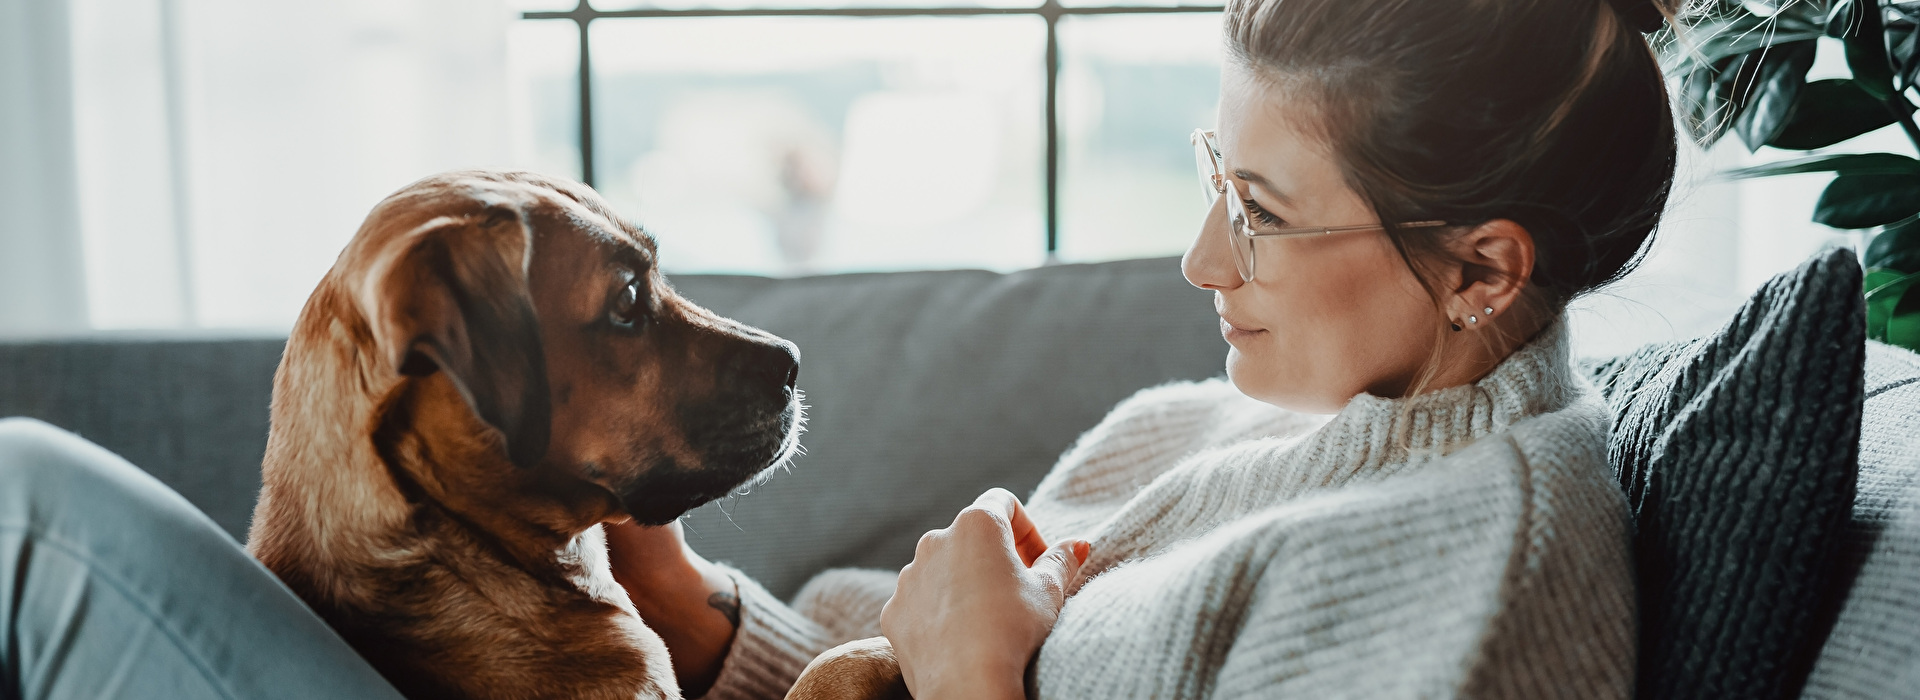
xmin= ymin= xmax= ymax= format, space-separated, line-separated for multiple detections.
xmin=1224 ymin=350 xmax=1351 ymax=415
xmin=1223 ymin=348 xmax=1260 ymax=396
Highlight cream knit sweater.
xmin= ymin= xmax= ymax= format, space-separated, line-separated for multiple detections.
xmin=704 ymin=320 xmax=1634 ymax=699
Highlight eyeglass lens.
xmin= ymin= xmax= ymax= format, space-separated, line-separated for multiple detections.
xmin=1194 ymin=131 xmax=1256 ymax=282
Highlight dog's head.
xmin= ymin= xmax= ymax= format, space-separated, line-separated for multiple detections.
xmin=342 ymin=170 xmax=801 ymax=532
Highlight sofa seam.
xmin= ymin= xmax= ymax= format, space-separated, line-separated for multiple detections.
xmin=1865 ymin=376 xmax=1918 ymax=401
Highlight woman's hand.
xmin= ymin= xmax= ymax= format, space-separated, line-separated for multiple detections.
xmin=604 ymin=519 xmax=739 ymax=697
xmin=881 ymin=488 xmax=1090 ymax=700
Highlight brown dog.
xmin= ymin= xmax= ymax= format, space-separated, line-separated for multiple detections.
xmin=246 ymin=170 xmax=803 ymax=699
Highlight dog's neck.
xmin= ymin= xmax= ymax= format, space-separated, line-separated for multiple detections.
xmin=250 ymin=298 xmax=417 ymax=584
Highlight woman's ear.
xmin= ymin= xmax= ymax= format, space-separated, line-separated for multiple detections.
xmin=1444 ymin=219 xmax=1535 ymax=327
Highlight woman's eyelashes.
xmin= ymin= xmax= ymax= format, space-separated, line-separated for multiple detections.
xmin=1242 ymin=197 xmax=1287 ymax=228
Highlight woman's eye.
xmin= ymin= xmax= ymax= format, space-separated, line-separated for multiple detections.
xmin=1242 ymin=198 xmax=1287 ymax=229
xmin=609 ymin=276 xmax=645 ymax=330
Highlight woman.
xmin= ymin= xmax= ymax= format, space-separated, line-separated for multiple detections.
xmin=612 ymin=0 xmax=1679 ymax=697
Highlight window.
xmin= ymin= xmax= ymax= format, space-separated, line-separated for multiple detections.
xmin=517 ymin=0 xmax=1224 ymax=275
xmin=12 ymin=0 xmax=1871 ymax=350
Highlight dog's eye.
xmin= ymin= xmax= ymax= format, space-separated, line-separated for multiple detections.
xmin=609 ymin=275 xmax=646 ymax=331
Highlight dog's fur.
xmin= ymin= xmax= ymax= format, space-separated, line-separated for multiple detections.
xmin=786 ymin=637 xmax=910 ymax=700
xmin=247 ymin=170 xmax=803 ymax=699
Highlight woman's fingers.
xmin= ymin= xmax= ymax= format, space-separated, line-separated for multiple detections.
xmin=882 ymin=492 xmax=1092 ymax=700
xmin=967 ymin=487 xmax=1050 ymax=566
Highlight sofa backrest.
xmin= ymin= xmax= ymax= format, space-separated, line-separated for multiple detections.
xmin=0 ymin=336 xmax=283 ymax=539
xmin=668 ymin=257 xmax=1224 ymax=596
xmin=0 ymin=257 xmax=1225 ymax=597
xmin=1801 ymin=341 xmax=1920 ymax=698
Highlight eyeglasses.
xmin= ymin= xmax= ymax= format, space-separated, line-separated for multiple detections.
xmin=1192 ymin=129 xmax=1448 ymax=283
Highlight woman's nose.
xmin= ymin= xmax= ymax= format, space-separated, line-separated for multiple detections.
xmin=1182 ymin=195 xmax=1243 ymax=291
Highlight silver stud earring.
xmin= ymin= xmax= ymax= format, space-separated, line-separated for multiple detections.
xmin=1469 ymin=315 xmax=1478 ymax=324
xmin=1484 ymin=306 xmax=1494 ymax=315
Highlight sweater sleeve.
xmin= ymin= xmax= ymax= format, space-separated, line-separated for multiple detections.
xmin=1031 ymin=420 xmax=1630 ymax=699
xmin=699 ymin=566 xmax=899 ymax=700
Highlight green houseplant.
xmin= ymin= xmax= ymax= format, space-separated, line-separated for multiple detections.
xmin=1665 ymin=0 xmax=1920 ymax=350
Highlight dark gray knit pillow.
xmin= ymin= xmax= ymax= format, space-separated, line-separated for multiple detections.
xmin=1586 ymin=249 xmax=1864 ymax=700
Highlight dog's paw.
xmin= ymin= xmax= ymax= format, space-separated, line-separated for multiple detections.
xmin=785 ymin=636 xmax=910 ymax=700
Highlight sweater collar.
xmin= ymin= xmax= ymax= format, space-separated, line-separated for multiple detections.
xmin=1281 ymin=316 xmax=1579 ymax=482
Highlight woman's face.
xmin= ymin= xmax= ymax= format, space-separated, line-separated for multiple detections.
xmin=1182 ymin=64 xmax=1446 ymax=413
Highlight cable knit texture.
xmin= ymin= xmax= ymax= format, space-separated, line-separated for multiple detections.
xmin=702 ymin=319 xmax=1633 ymax=699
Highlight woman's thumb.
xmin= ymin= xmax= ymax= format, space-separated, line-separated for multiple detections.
xmin=1033 ymin=539 xmax=1091 ymax=589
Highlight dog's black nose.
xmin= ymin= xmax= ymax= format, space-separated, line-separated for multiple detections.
xmin=730 ymin=338 xmax=800 ymax=393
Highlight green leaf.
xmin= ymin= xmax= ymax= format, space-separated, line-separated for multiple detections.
xmin=1828 ymin=0 xmax=1859 ymax=37
xmin=1838 ymin=0 xmax=1897 ymax=98
xmin=1815 ymin=172 xmax=1920 ymax=228
xmin=1888 ymin=310 xmax=1920 ymax=349
xmin=1669 ymin=3 xmax=1833 ymax=146
xmin=1683 ymin=62 xmax=1731 ymax=143
xmin=1888 ymin=284 xmax=1920 ymax=348
xmin=1722 ymin=152 xmax=1920 ymax=178
xmin=1892 ymin=25 xmax=1919 ymax=88
xmin=1682 ymin=65 xmax=1722 ymax=143
xmin=1865 ymin=266 xmax=1909 ymax=295
xmin=1737 ymin=41 xmax=1822 ymax=150
xmin=1866 ymin=217 xmax=1920 ymax=271
xmin=1864 ymin=267 xmax=1919 ymax=341
xmin=1770 ymin=79 xmax=1904 ymax=148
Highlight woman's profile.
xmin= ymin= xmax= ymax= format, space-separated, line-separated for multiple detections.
xmin=611 ymin=0 xmax=1680 ymax=697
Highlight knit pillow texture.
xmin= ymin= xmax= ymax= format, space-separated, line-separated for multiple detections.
xmin=1586 ymin=248 xmax=1864 ymax=700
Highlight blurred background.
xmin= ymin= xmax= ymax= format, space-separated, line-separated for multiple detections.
xmin=0 ymin=0 xmax=1895 ymax=355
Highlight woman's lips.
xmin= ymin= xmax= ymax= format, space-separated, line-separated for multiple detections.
xmin=1219 ymin=316 xmax=1267 ymax=343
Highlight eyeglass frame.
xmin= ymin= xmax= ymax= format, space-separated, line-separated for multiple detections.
xmin=1192 ymin=128 xmax=1449 ymax=282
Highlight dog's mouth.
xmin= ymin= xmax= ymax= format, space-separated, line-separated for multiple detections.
xmin=618 ymin=391 xmax=806 ymax=526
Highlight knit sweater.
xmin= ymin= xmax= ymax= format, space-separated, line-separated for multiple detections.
xmin=703 ymin=319 xmax=1635 ymax=699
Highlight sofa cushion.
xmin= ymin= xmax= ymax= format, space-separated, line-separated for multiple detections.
xmin=1585 ymin=249 xmax=1865 ymax=700
xmin=1801 ymin=341 xmax=1920 ymax=699
xmin=669 ymin=257 xmax=1223 ymax=597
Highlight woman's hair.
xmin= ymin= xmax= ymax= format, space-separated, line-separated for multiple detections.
xmin=1222 ymin=0 xmax=1682 ymax=312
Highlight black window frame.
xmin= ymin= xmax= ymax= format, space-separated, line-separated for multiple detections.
xmin=523 ymin=0 xmax=1223 ymax=256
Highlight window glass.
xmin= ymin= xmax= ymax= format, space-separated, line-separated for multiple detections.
xmin=589 ymin=17 xmax=1046 ymax=275
xmin=1059 ymin=0 xmax=1221 ymax=10
xmin=593 ymin=0 xmax=1036 ymax=12
xmin=1055 ymin=13 xmax=1221 ymax=263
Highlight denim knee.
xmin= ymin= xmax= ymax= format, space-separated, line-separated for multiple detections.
xmin=0 ymin=417 xmax=222 ymax=544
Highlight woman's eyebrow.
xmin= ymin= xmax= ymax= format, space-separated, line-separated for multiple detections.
xmin=1231 ymin=168 xmax=1294 ymax=205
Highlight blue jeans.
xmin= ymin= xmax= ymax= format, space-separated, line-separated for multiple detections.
xmin=0 ymin=418 xmax=403 ymax=700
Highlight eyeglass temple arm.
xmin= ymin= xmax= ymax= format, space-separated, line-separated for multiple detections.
xmin=1243 ymin=220 xmax=1449 ymax=238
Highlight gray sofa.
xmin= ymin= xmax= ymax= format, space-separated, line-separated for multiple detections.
xmin=2 ymin=255 xmax=1916 ymax=698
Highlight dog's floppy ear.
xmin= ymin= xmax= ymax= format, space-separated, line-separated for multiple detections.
xmin=364 ymin=206 xmax=550 ymax=469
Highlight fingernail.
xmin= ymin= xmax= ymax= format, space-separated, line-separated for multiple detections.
xmin=1073 ymin=540 xmax=1090 ymax=564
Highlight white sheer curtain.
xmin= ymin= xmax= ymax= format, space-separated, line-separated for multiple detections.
xmin=1 ymin=0 xmax=90 ymax=335
xmin=49 ymin=0 xmax=570 ymax=332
